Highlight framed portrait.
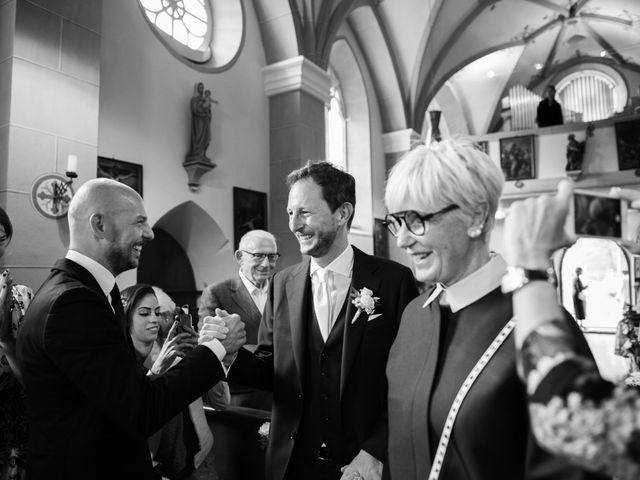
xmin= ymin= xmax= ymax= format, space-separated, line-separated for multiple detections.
xmin=373 ymin=218 xmax=389 ymax=258
xmin=614 ymin=119 xmax=640 ymax=171
xmin=233 ymin=187 xmax=268 ymax=250
xmin=476 ymin=140 xmax=489 ymax=154
xmin=499 ymin=135 xmax=535 ymax=181
xmin=97 ymin=157 xmax=143 ymax=197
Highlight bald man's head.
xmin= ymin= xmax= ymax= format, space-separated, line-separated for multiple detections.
xmin=68 ymin=178 xmax=154 ymax=276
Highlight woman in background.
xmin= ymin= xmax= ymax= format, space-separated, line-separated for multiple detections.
xmin=504 ymin=180 xmax=640 ymax=479
xmin=121 ymin=284 xmax=214 ymax=480
xmin=572 ymin=266 xmax=588 ymax=327
xmin=0 ymin=207 xmax=31 ymax=480
xmin=383 ymin=137 xmax=603 ymax=480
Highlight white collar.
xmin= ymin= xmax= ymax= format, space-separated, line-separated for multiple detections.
xmin=238 ymin=269 xmax=269 ymax=294
xmin=310 ymin=245 xmax=354 ymax=279
xmin=423 ymin=254 xmax=506 ymax=313
xmin=66 ymin=250 xmax=116 ymax=298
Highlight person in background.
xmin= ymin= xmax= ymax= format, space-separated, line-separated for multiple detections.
xmin=0 ymin=208 xmax=31 ymax=480
xmin=205 ymin=162 xmax=418 ymax=480
xmin=572 ymin=266 xmax=588 ymax=328
xmin=198 ymin=230 xmax=278 ymax=410
xmin=16 ymin=178 xmax=245 ymax=480
xmin=122 ymin=284 xmax=215 ymax=480
xmin=536 ymin=84 xmax=564 ymax=127
xmin=504 ymin=180 xmax=640 ymax=479
xmin=383 ymin=136 xmax=604 ymax=480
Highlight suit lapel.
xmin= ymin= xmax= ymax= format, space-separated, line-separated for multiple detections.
xmin=285 ymin=259 xmax=311 ymax=389
xmin=340 ymin=248 xmax=381 ymax=399
xmin=230 ymin=275 xmax=261 ymax=318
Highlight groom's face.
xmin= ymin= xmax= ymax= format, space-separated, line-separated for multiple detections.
xmin=287 ymin=178 xmax=340 ymax=259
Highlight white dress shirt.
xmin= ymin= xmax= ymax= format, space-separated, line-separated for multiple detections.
xmin=310 ymin=245 xmax=354 ymax=340
xmin=238 ymin=269 xmax=269 ymax=314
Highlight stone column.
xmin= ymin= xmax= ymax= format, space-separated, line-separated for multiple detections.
xmin=263 ymin=56 xmax=331 ymax=268
xmin=0 ymin=0 xmax=102 ymax=287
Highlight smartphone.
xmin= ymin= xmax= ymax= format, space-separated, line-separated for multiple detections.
xmin=573 ymin=189 xmax=625 ymax=239
xmin=176 ymin=304 xmax=193 ymax=332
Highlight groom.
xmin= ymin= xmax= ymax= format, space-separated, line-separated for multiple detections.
xmin=206 ymin=162 xmax=418 ymax=480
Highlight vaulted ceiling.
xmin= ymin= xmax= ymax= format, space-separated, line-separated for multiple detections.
xmin=252 ymin=0 xmax=640 ymax=134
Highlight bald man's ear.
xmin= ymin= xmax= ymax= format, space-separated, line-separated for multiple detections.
xmin=89 ymin=213 xmax=107 ymax=238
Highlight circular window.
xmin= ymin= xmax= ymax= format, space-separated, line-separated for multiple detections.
xmin=139 ymin=0 xmax=244 ymax=71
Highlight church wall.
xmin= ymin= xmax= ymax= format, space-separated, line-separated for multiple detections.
xmin=98 ymin=0 xmax=270 ymax=289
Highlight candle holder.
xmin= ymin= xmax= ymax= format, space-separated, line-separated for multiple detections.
xmin=31 ymin=170 xmax=78 ymax=219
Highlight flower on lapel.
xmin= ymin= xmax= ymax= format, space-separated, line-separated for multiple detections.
xmin=258 ymin=422 xmax=270 ymax=449
xmin=350 ymin=287 xmax=380 ymax=324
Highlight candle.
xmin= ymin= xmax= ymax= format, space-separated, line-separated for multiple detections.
xmin=67 ymin=155 xmax=78 ymax=174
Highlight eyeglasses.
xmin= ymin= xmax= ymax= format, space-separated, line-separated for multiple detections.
xmin=241 ymin=251 xmax=281 ymax=262
xmin=384 ymin=205 xmax=459 ymax=237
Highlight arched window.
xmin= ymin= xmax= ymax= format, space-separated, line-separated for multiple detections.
xmin=138 ymin=0 xmax=244 ymax=71
xmin=556 ymin=69 xmax=627 ymax=122
xmin=325 ymin=73 xmax=347 ymax=169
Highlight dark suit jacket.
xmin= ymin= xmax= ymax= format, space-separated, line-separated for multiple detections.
xmin=387 ymin=287 xmax=609 ymax=480
xmin=228 ymin=247 xmax=418 ymax=480
xmin=199 ymin=274 xmax=263 ymax=344
xmin=16 ymin=259 xmax=225 ymax=480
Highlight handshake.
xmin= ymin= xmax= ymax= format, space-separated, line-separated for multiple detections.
xmin=198 ymin=308 xmax=247 ymax=360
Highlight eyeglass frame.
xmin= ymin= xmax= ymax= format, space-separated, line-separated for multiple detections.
xmin=240 ymin=250 xmax=281 ymax=262
xmin=383 ymin=205 xmax=460 ymax=237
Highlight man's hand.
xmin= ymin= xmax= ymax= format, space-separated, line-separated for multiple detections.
xmin=340 ymin=450 xmax=382 ymax=480
xmin=504 ymin=179 xmax=575 ymax=269
xmin=200 ymin=308 xmax=246 ymax=356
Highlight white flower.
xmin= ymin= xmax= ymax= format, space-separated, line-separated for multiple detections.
xmin=258 ymin=422 xmax=270 ymax=438
xmin=350 ymin=287 xmax=380 ymax=324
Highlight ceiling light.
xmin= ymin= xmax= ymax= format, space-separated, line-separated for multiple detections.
xmin=487 ymin=70 xmax=495 ymax=78
xmin=600 ymin=50 xmax=607 ymax=57
xmin=535 ymin=63 xmax=543 ymax=70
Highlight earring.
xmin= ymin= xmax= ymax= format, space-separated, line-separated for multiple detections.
xmin=468 ymin=227 xmax=482 ymax=238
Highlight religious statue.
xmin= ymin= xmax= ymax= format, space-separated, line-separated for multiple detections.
xmin=187 ymin=82 xmax=218 ymax=164
xmin=565 ymin=123 xmax=595 ymax=172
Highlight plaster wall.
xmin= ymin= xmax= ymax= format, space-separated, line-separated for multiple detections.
xmin=99 ymin=0 xmax=269 ymax=289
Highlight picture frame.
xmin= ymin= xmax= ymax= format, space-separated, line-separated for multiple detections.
xmin=373 ymin=218 xmax=389 ymax=258
xmin=614 ymin=119 xmax=640 ymax=171
xmin=233 ymin=187 xmax=268 ymax=250
xmin=499 ymin=135 xmax=535 ymax=181
xmin=97 ymin=157 xmax=143 ymax=197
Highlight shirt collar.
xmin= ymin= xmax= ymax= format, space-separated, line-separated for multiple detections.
xmin=66 ymin=250 xmax=116 ymax=298
xmin=423 ymin=253 xmax=506 ymax=313
xmin=238 ymin=269 xmax=269 ymax=294
xmin=310 ymin=244 xmax=354 ymax=279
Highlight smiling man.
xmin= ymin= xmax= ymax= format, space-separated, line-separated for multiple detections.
xmin=17 ymin=178 xmax=246 ymax=480
xmin=214 ymin=162 xmax=418 ymax=480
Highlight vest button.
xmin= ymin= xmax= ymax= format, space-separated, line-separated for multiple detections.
xmin=290 ymin=431 xmax=297 ymax=440
xmin=297 ymin=394 xmax=303 ymax=400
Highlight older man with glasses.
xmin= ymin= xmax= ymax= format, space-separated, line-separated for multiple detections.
xmin=198 ymin=229 xmax=279 ymax=410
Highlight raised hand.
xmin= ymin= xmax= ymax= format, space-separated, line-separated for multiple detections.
xmin=150 ymin=321 xmax=198 ymax=375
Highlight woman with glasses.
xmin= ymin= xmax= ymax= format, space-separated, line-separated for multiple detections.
xmin=383 ymin=137 xmax=601 ymax=480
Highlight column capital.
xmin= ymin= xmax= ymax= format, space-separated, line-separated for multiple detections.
xmin=262 ymin=56 xmax=331 ymax=103
xmin=382 ymin=129 xmax=422 ymax=155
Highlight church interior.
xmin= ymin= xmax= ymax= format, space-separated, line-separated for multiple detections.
xmin=2 ymin=0 xmax=640 ymax=476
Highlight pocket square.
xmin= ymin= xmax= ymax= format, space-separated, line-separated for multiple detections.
xmin=367 ymin=313 xmax=382 ymax=321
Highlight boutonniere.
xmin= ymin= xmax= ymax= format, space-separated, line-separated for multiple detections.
xmin=350 ymin=287 xmax=381 ymax=324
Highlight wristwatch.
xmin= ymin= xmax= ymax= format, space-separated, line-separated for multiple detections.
xmin=501 ymin=266 xmax=557 ymax=294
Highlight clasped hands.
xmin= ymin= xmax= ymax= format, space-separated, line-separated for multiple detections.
xmin=199 ymin=308 xmax=246 ymax=360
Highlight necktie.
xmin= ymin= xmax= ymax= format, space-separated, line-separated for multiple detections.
xmin=314 ymin=269 xmax=333 ymax=341
xmin=109 ymin=283 xmax=127 ymax=337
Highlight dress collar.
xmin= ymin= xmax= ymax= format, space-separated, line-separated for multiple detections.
xmin=423 ymin=253 xmax=507 ymax=313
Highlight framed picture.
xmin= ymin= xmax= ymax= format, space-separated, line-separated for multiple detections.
xmin=233 ymin=187 xmax=268 ymax=250
xmin=97 ymin=157 xmax=143 ymax=197
xmin=373 ymin=218 xmax=389 ymax=258
xmin=476 ymin=140 xmax=489 ymax=154
xmin=499 ymin=135 xmax=535 ymax=181
xmin=615 ymin=119 xmax=640 ymax=171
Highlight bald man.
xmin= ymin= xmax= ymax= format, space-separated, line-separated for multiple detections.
xmin=16 ymin=178 xmax=245 ymax=480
